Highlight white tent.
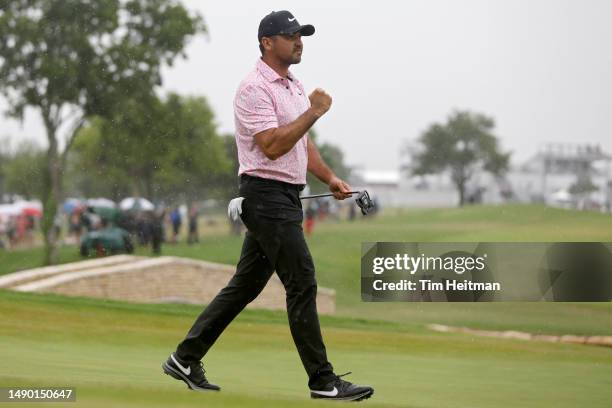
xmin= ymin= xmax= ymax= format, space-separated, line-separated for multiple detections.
xmin=119 ymin=197 xmax=154 ymax=211
xmin=86 ymin=198 xmax=117 ymax=208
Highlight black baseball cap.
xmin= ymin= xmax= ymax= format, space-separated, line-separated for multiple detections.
xmin=258 ymin=10 xmax=315 ymax=40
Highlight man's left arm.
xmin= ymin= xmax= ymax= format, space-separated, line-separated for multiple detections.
xmin=307 ymin=136 xmax=352 ymax=200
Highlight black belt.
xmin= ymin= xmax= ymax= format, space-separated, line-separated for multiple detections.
xmin=240 ymin=173 xmax=305 ymax=192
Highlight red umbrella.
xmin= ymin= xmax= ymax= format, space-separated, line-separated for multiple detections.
xmin=22 ymin=207 xmax=43 ymax=217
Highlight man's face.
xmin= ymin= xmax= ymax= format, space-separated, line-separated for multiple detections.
xmin=264 ymin=32 xmax=303 ymax=64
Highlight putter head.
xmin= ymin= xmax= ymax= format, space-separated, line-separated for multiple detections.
xmin=355 ymin=190 xmax=375 ymax=215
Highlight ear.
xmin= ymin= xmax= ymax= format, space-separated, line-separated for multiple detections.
xmin=261 ymin=37 xmax=273 ymax=52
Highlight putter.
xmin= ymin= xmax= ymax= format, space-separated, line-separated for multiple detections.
xmin=228 ymin=190 xmax=375 ymax=221
xmin=301 ymin=190 xmax=375 ymax=215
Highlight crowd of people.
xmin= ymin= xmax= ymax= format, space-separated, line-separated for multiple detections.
xmin=66 ymin=203 xmax=202 ymax=255
xmin=0 ymin=198 xmax=205 ymax=254
xmin=0 ymin=212 xmax=37 ymax=249
xmin=0 ymin=195 xmax=377 ymax=252
xmin=0 ymin=199 xmax=43 ymax=249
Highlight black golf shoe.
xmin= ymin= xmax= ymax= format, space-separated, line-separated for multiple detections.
xmin=310 ymin=372 xmax=374 ymax=402
xmin=162 ymin=353 xmax=220 ymax=392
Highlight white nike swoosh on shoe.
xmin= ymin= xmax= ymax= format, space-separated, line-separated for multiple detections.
xmin=288 ymin=17 xmax=296 ymax=22
xmin=311 ymin=387 xmax=338 ymax=397
xmin=171 ymin=354 xmax=191 ymax=376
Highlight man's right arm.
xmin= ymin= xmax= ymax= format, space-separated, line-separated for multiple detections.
xmin=255 ymin=88 xmax=332 ymax=160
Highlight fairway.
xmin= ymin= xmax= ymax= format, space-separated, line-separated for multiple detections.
xmin=1 ymin=290 xmax=611 ymax=408
xmin=2 ymin=205 xmax=612 ymax=407
xmin=1 ymin=0 xmax=611 ymax=405
xmin=138 ymin=205 xmax=612 ymax=334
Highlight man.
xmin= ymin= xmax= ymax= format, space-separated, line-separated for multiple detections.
xmin=162 ymin=10 xmax=374 ymax=402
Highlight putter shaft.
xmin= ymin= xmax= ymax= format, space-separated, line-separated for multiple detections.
xmin=300 ymin=191 xmax=360 ymax=200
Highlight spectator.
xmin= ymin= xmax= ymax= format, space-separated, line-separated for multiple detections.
xmin=304 ymin=201 xmax=317 ymax=235
xmin=150 ymin=208 xmax=165 ymax=254
xmin=69 ymin=208 xmax=83 ymax=242
xmin=170 ymin=207 xmax=182 ymax=243
xmin=348 ymin=201 xmax=356 ymax=221
xmin=187 ymin=204 xmax=199 ymax=244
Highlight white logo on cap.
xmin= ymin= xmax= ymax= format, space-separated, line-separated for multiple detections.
xmin=288 ymin=17 xmax=296 ymax=22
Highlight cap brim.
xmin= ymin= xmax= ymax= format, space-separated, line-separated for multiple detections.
xmin=289 ymin=24 xmax=315 ymax=36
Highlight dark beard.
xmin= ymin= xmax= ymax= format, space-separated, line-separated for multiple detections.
xmin=281 ymin=53 xmax=301 ymax=65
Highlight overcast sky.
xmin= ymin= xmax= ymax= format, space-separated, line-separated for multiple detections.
xmin=1 ymin=0 xmax=611 ymax=171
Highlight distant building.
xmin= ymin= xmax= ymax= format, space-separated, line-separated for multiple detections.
xmin=350 ymin=167 xmax=457 ymax=208
xmin=350 ymin=142 xmax=611 ymax=211
xmin=518 ymin=143 xmax=612 ymax=210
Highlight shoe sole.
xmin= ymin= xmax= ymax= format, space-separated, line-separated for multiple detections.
xmin=311 ymin=389 xmax=374 ymax=402
xmin=162 ymin=362 xmax=220 ymax=392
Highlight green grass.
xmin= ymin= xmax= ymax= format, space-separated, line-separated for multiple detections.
xmin=0 ymin=245 xmax=82 ymax=276
xmin=2 ymin=204 xmax=612 ymax=334
xmin=135 ymin=204 xmax=612 ymax=335
xmin=1 ymin=290 xmax=611 ymax=408
xmin=1 ymin=204 xmax=612 ymax=406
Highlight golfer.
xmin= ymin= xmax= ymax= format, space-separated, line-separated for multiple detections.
xmin=163 ymin=10 xmax=374 ymax=401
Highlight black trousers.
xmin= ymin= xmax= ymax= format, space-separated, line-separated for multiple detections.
xmin=176 ymin=175 xmax=334 ymax=386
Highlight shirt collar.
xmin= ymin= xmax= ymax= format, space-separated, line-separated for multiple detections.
xmin=257 ymin=58 xmax=296 ymax=83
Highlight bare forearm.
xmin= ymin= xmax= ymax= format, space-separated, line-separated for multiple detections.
xmin=307 ymin=137 xmax=335 ymax=184
xmin=256 ymin=107 xmax=321 ymax=160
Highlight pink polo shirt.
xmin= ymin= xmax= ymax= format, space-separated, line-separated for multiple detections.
xmin=234 ymin=58 xmax=310 ymax=184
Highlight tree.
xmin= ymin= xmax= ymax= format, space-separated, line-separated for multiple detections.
xmin=154 ymin=94 xmax=230 ymax=202
xmin=0 ymin=137 xmax=7 ymax=198
xmin=411 ymin=111 xmax=510 ymax=206
xmin=569 ymin=177 xmax=598 ymax=199
xmin=0 ymin=0 xmax=205 ymax=263
xmin=64 ymin=117 xmax=133 ymax=201
xmin=1 ymin=141 xmax=47 ymax=200
xmin=306 ymin=129 xmax=351 ymax=194
xmin=214 ymin=133 xmax=240 ymax=201
xmin=67 ymin=94 xmax=230 ymax=203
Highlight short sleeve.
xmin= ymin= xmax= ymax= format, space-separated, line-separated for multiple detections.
xmin=234 ymin=84 xmax=278 ymax=137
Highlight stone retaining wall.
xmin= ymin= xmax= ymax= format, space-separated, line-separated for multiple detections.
xmin=3 ymin=255 xmax=335 ymax=314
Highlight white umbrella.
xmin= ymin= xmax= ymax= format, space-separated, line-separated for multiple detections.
xmin=86 ymin=198 xmax=117 ymax=208
xmin=119 ymin=197 xmax=154 ymax=211
xmin=13 ymin=200 xmax=43 ymax=212
xmin=14 ymin=200 xmax=43 ymax=217
xmin=0 ymin=203 xmax=20 ymax=216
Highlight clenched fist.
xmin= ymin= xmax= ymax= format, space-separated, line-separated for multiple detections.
xmin=309 ymin=88 xmax=332 ymax=117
